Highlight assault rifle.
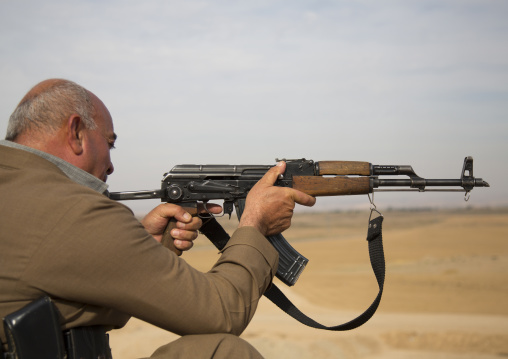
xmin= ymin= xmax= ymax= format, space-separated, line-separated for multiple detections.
xmin=110 ymin=157 xmax=488 ymax=331
xmin=109 ymin=156 xmax=489 ymax=287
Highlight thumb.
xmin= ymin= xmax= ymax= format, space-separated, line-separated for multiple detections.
xmin=257 ymin=161 xmax=286 ymax=186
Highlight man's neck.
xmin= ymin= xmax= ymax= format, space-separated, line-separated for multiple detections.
xmin=0 ymin=140 xmax=108 ymax=194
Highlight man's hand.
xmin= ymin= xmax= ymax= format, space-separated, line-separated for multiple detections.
xmin=142 ymin=203 xmax=222 ymax=252
xmin=238 ymin=162 xmax=316 ymax=236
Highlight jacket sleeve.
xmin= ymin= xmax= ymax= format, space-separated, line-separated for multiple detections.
xmin=22 ymin=193 xmax=279 ymax=336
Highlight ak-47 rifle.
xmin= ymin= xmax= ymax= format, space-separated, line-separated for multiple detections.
xmin=110 ymin=157 xmax=489 ymax=331
xmin=110 ymin=156 xmax=489 ymax=285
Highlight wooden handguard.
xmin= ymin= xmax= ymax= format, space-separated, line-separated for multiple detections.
xmin=293 ymin=176 xmax=371 ymax=196
xmin=161 ymin=206 xmax=198 ymax=256
xmin=318 ymin=161 xmax=371 ymax=176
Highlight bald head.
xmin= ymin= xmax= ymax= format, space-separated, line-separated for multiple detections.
xmin=18 ymin=79 xmax=68 ymax=103
xmin=5 ymin=79 xmax=116 ymax=181
xmin=6 ymin=79 xmax=97 ymax=141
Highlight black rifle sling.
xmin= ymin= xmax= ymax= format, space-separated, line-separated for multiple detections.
xmin=199 ymin=215 xmax=385 ymax=331
xmin=265 ymin=215 xmax=385 ymax=330
xmin=198 ymin=215 xmax=231 ymax=250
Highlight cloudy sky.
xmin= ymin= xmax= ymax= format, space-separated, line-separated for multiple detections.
xmin=1 ymin=0 xmax=506 ymax=214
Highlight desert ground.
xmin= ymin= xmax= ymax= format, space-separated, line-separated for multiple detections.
xmin=109 ymin=208 xmax=508 ymax=358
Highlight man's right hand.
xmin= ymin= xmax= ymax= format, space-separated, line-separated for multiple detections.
xmin=238 ymin=162 xmax=316 ymax=236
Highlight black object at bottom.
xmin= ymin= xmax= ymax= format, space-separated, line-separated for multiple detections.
xmin=64 ymin=326 xmax=112 ymax=359
xmin=2 ymin=296 xmax=112 ymax=359
xmin=2 ymin=297 xmax=65 ymax=359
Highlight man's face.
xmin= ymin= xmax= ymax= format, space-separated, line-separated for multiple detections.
xmin=82 ymin=95 xmax=116 ymax=182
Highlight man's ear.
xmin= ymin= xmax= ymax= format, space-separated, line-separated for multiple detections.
xmin=66 ymin=115 xmax=85 ymax=155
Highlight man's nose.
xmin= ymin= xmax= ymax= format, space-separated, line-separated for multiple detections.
xmin=107 ymin=162 xmax=114 ymax=175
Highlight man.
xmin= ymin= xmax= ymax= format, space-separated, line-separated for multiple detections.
xmin=0 ymin=79 xmax=316 ymax=358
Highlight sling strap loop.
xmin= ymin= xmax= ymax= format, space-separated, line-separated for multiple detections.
xmin=200 ymin=214 xmax=386 ymax=331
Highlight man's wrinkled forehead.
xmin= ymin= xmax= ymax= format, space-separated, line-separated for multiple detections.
xmin=89 ymin=91 xmax=117 ymax=142
xmin=90 ymin=92 xmax=113 ymax=126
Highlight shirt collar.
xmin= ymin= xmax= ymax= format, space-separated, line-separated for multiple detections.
xmin=0 ymin=140 xmax=109 ymax=194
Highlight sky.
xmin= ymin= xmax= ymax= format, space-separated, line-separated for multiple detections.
xmin=1 ymin=0 xmax=506 ymax=215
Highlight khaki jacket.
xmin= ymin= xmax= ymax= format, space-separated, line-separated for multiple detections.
xmin=0 ymin=145 xmax=278 ymax=344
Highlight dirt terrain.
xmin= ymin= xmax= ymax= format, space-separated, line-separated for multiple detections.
xmin=109 ymin=208 xmax=508 ymax=358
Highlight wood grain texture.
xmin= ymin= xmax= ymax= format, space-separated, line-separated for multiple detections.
xmin=292 ymin=176 xmax=371 ymax=196
xmin=318 ymin=161 xmax=371 ymax=176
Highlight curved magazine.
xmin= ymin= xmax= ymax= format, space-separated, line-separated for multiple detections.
xmin=235 ymin=199 xmax=308 ymax=286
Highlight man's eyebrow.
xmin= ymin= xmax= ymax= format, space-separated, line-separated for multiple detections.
xmin=108 ymin=133 xmax=117 ymax=149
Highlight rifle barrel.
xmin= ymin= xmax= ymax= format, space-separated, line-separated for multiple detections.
xmin=372 ymin=178 xmax=490 ymax=190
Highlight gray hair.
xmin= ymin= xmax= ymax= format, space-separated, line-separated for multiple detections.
xmin=5 ymin=79 xmax=97 ymax=141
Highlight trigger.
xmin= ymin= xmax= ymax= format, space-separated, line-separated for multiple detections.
xmin=224 ymin=201 xmax=234 ymax=219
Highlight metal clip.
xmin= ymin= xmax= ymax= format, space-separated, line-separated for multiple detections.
xmin=368 ymin=192 xmax=383 ymax=227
